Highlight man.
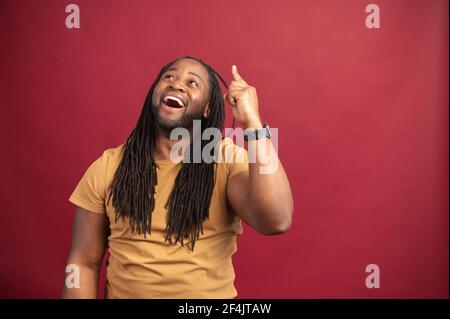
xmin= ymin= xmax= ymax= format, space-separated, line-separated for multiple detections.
xmin=63 ymin=56 xmax=293 ymax=298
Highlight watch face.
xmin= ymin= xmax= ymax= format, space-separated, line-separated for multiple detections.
xmin=264 ymin=124 xmax=272 ymax=138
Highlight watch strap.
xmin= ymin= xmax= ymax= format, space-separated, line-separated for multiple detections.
xmin=244 ymin=124 xmax=272 ymax=141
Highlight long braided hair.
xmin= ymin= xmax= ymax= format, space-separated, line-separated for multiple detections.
xmin=107 ymin=56 xmax=231 ymax=251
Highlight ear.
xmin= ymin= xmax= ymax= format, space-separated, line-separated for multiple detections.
xmin=203 ymin=102 xmax=211 ymax=118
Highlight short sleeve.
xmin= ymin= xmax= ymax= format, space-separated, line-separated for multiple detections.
xmin=222 ymin=138 xmax=249 ymax=179
xmin=68 ymin=151 xmax=109 ymax=214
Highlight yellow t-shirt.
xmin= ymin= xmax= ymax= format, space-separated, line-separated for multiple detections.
xmin=68 ymin=137 xmax=249 ymax=298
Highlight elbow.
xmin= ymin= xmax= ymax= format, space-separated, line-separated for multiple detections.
xmin=251 ymin=199 xmax=294 ymax=236
xmin=259 ymin=211 xmax=293 ymax=236
xmin=264 ymin=220 xmax=291 ymax=235
xmin=66 ymin=254 xmax=104 ymax=272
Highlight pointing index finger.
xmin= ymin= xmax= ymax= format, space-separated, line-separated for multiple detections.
xmin=231 ymin=64 xmax=246 ymax=84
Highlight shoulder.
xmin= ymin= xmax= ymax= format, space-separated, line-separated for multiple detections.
xmin=101 ymin=143 xmax=125 ymax=163
xmin=89 ymin=143 xmax=125 ymax=182
xmin=216 ymin=137 xmax=249 ymax=179
xmin=217 ymin=137 xmax=247 ymax=163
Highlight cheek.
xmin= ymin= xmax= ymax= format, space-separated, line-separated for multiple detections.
xmin=152 ymin=84 xmax=164 ymax=104
xmin=193 ymin=91 xmax=210 ymax=107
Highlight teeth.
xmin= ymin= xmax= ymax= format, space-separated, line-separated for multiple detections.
xmin=163 ymin=95 xmax=184 ymax=107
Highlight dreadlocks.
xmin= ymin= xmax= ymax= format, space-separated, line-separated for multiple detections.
xmin=106 ymin=56 xmax=231 ymax=251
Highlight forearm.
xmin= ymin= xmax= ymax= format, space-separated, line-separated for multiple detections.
xmin=246 ymin=124 xmax=293 ymax=233
xmin=62 ymin=261 xmax=101 ymax=299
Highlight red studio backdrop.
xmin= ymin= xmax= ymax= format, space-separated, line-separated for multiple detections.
xmin=0 ymin=0 xmax=448 ymax=298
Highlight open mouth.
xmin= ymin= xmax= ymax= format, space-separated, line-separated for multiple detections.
xmin=162 ymin=95 xmax=185 ymax=109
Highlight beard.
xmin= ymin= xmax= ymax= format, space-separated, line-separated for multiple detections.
xmin=154 ymin=104 xmax=206 ymax=133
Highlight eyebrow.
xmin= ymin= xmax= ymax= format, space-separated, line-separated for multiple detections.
xmin=166 ymin=67 xmax=205 ymax=84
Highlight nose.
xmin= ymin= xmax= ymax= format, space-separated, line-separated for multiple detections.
xmin=168 ymin=79 xmax=186 ymax=93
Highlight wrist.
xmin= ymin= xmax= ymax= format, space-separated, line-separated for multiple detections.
xmin=243 ymin=119 xmax=263 ymax=130
xmin=243 ymin=123 xmax=272 ymax=142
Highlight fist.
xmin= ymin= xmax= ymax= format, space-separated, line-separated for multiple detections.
xmin=224 ymin=65 xmax=262 ymax=129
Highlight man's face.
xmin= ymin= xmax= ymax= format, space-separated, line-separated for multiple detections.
xmin=152 ymin=58 xmax=211 ymax=133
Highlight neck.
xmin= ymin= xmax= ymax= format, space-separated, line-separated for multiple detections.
xmin=154 ymin=127 xmax=192 ymax=161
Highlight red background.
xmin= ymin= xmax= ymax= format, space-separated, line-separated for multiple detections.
xmin=0 ymin=0 xmax=448 ymax=298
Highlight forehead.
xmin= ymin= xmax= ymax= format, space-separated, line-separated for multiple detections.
xmin=167 ymin=58 xmax=210 ymax=81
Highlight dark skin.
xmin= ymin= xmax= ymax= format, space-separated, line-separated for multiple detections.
xmin=62 ymin=207 xmax=108 ymax=298
xmin=151 ymin=58 xmax=212 ymax=160
xmin=63 ymin=58 xmax=293 ymax=298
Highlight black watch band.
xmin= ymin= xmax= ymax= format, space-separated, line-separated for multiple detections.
xmin=244 ymin=124 xmax=272 ymax=141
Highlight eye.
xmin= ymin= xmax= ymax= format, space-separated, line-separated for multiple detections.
xmin=164 ymin=74 xmax=175 ymax=81
xmin=189 ymin=80 xmax=199 ymax=87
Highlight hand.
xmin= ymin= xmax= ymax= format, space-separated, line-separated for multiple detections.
xmin=224 ymin=65 xmax=263 ymax=129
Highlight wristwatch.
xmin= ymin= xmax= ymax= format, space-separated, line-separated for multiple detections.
xmin=244 ymin=123 xmax=272 ymax=141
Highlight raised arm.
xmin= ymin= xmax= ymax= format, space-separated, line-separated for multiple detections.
xmin=225 ymin=65 xmax=293 ymax=235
